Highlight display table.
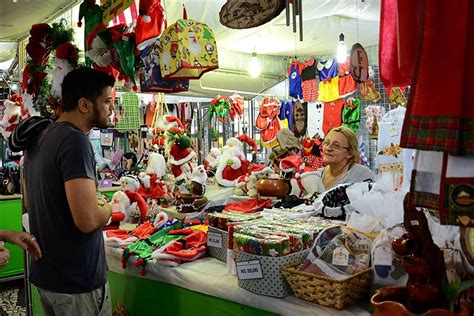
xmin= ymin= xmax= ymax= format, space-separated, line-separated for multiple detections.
xmin=106 ymin=247 xmax=370 ymax=315
xmin=0 ymin=194 xmax=24 ymax=280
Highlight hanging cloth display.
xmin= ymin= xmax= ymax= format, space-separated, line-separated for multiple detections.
xmin=255 ymin=98 xmax=281 ymax=148
xmin=338 ymin=56 xmax=357 ymax=98
xmin=341 ymin=98 xmax=361 ymax=133
xmin=116 ymin=93 xmax=141 ymax=132
xmin=288 ymin=61 xmax=304 ymax=100
xmin=301 ymin=58 xmax=318 ymax=102
xmin=393 ymin=0 xmax=474 ymax=155
xmin=317 ymin=59 xmax=340 ymax=102
xmin=292 ymin=100 xmax=307 ymax=137
xmin=139 ymin=41 xmax=189 ymax=93
xmin=159 ymin=6 xmax=219 ymax=80
xmin=229 ymin=93 xmax=244 ymax=121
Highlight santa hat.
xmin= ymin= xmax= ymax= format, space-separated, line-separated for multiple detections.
xmin=279 ymin=155 xmax=305 ymax=174
xmin=137 ymin=173 xmax=166 ymax=199
xmin=248 ymin=164 xmax=272 ymax=177
xmin=123 ymin=189 xmax=148 ymax=222
xmin=164 ymin=115 xmax=185 ymax=130
xmin=230 ymin=134 xmax=258 ymax=154
xmin=169 ymin=143 xmax=196 ymax=166
xmin=56 ymin=42 xmax=79 ymax=66
xmin=135 ymin=0 xmax=166 ymax=50
xmin=7 ymin=94 xmax=23 ymax=107
xmin=191 ymin=165 xmax=207 ymax=186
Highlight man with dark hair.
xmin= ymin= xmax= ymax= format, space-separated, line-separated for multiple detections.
xmin=15 ymin=68 xmax=115 ymax=315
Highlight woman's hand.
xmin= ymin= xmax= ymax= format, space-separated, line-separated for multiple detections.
xmin=0 ymin=242 xmax=9 ymax=267
xmin=0 ymin=231 xmax=42 ymax=260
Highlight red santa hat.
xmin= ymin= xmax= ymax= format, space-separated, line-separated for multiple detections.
xmin=279 ymin=155 xmax=305 ymax=174
xmin=169 ymin=143 xmax=196 ymax=166
xmin=124 ymin=189 xmax=148 ymax=222
xmin=164 ymin=115 xmax=185 ymax=130
xmin=231 ymin=134 xmax=258 ymax=154
xmin=135 ymin=0 xmax=166 ymax=50
xmin=56 ymin=42 xmax=79 ymax=66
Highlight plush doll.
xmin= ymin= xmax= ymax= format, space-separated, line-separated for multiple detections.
xmin=50 ymin=43 xmax=79 ymax=99
xmin=204 ymin=147 xmax=220 ymax=176
xmin=1 ymin=95 xmax=22 ymax=140
xmin=279 ymin=155 xmax=319 ymax=198
xmin=190 ymin=165 xmax=207 ymax=196
xmin=165 ymin=116 xmax=196 ymax=193
xmin=234 ymin=164 xmax=273 ymax=197
xmin=110 ymin=189 xmax=148 ymax=224
xmin=135 ymin=0 xmax=166 ymax=50
xmin=20 ymin=92 xmax=40 ymax=120
xmin=145 ymin=152 xmax=167 ymax=178
xmin=119 ymin=175 xmax=141 ymax=191
xmin=215 ymin=134 xmax=258 ymax=187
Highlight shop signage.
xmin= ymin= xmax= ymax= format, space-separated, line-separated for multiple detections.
xmin=236 ymin=260 xmax=263 ymax=280
xmin=207 ymin=231 xmax=223 ymax=248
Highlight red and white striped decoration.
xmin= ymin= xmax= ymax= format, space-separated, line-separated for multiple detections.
xmin=109 ymin=0 xmax=139 ymax=27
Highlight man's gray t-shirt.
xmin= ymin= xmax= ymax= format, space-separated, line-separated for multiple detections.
xmin=25 ymin=121 xmax=107 ymax=294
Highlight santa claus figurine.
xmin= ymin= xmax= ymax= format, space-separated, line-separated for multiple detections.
xmin=190 ymin=165 xmax=207 ymax=196
xmin=165 ymin=116 xmax=196 ymax=193
xmin=50 ymin=42 xmax=79 ymax=99
xmin=109 ymin=190 xmax=148 ymax=225
xmin=1 ymin=94 xmax=22 ymax=140
xmin=215 ymin=134 xmax=258 ymax=187
xmin=204 ymin=147 xmax=220 ymax=176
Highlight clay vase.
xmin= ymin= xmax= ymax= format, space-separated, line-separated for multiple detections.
xmin=392 ymin=233 xmax=417 ymax=256
xmin=371 ymin=286 xmax=472 ymax=316
xmin=255 ymin=178 xmax=289 ymax=198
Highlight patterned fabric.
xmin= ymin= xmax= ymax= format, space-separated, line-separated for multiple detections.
xmin=341 ymin=98 xmax=361 ymax=133
xmin=402 ymin=116 xmax=474 ymax=156
xmin=322 ymin=99 xmax=344 ymax=135
xmin=302 ymin=58 xmax=318 ymax=102
xmin=393 ymin=1 xmax=474 ymax=156
xmin=288 ymin=61 xmax=304 ymax=99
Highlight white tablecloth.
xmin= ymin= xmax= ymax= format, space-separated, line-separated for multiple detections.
xmin=106 ymin=247 xmax=370 ymax=316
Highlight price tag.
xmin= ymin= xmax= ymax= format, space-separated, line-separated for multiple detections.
xmin=332 ymin=246 xmax=349 ymax=266
xmin=236 ymin=260 xmax=263 ymax=280
xmin=207 ymin=232 xmax=223 ymax=248
xmin=373 ymin=247 xmax=393 ymax=266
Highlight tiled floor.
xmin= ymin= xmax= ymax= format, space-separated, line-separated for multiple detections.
xmin=0 ymin=279 xmax=26 ymax=316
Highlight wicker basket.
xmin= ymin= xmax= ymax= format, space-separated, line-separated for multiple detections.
xmin=282 ymin=264 xmax=372 ymax=310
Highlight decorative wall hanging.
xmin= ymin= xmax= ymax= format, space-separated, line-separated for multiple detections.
xmin=219 ymin=0 xmax=285 ymax=29
xmin=292 ymin=100 xmax=307 ymax=137
xmin=350 ymin=43 xmax=369 ymax=83
xmin=255 ymin=98 xmax=281 ymax=148
xmin=159 ymin=17 xmax=218 ymax=79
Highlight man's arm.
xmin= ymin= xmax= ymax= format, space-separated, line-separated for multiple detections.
xmin=65 ymin=178 xmax=112 ymax=233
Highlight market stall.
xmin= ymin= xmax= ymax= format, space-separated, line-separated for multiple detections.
xmin=1 ymin=0 xmax=474 ymax=315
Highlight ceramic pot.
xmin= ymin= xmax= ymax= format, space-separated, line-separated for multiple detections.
xmin=371 ymin=286 xmax=472 ymax=316
xmin=392 ymin=233 xmax=417 ymax=256
xmin=256 ymin=178 xmax=289 ymax=198
xmin=175 ymin=194 xmax=208 ymax=213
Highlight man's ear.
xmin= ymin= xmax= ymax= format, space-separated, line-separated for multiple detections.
xmin=77 ymin=98 xmax=91 ymax=113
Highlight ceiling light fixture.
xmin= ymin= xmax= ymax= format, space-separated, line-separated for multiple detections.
xmin=248 ymin=51 xmax=261 ymax=78
xmin=336 ymin=33 xmax=347 ymax=63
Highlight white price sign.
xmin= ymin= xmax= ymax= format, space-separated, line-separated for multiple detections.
xmin=207 ymin=232 xmax=223 ymax=248
xmin=236 ymin=260 xmax=263 ymax=280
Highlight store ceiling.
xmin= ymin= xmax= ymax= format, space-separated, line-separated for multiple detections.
xmin=0 ymin=0 xmax=381 ymax=97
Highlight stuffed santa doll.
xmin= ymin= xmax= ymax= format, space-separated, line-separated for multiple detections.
xmin=50 ymin=43 xmax=79 ymax=99
xmin=1 ymin=95 xmax=22 ymax=140
xmin=135 ymin=0 xmax=166 ymax=50
xmin=279 ymin=155 xmax=318 ymax=198
xmin=204 ymin=147 xmax=220 ymax=174
xmin=165 ymin=117 xmax=196 ymax=192
xmin=137 ymin=152 xmax=167 ymax=200
xmin=190 ymin=165 xmax=207 ymax=196
xmin=109 ymin=189 xmax=148 ymax=225
xmin=215 ymin=134 xmax=258 ymax=187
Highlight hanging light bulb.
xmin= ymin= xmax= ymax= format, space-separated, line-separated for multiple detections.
xmin=336 ymin=33 xmax=347 ymax=63
xmin=248 ymin=51 xmax=261 ymax=78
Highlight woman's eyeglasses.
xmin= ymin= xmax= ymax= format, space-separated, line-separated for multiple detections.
xmin=322 ymin=140 xmax=349 ymax=151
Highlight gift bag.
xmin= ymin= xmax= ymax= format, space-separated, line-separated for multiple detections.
xmin=159 ymin=11 xmax=218 ymax=80
xmin=139 ymin=42 xmax=189 ymax=93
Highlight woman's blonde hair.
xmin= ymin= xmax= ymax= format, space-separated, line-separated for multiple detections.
xmin=326 ymin=126 xmax=360 ymax=164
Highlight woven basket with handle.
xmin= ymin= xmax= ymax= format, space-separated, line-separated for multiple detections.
xmin=282 ymin=264 xmax=372 ymax=310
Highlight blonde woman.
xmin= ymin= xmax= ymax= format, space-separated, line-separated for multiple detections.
xmin=315 ymin=126 xmax=375 ymax=192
